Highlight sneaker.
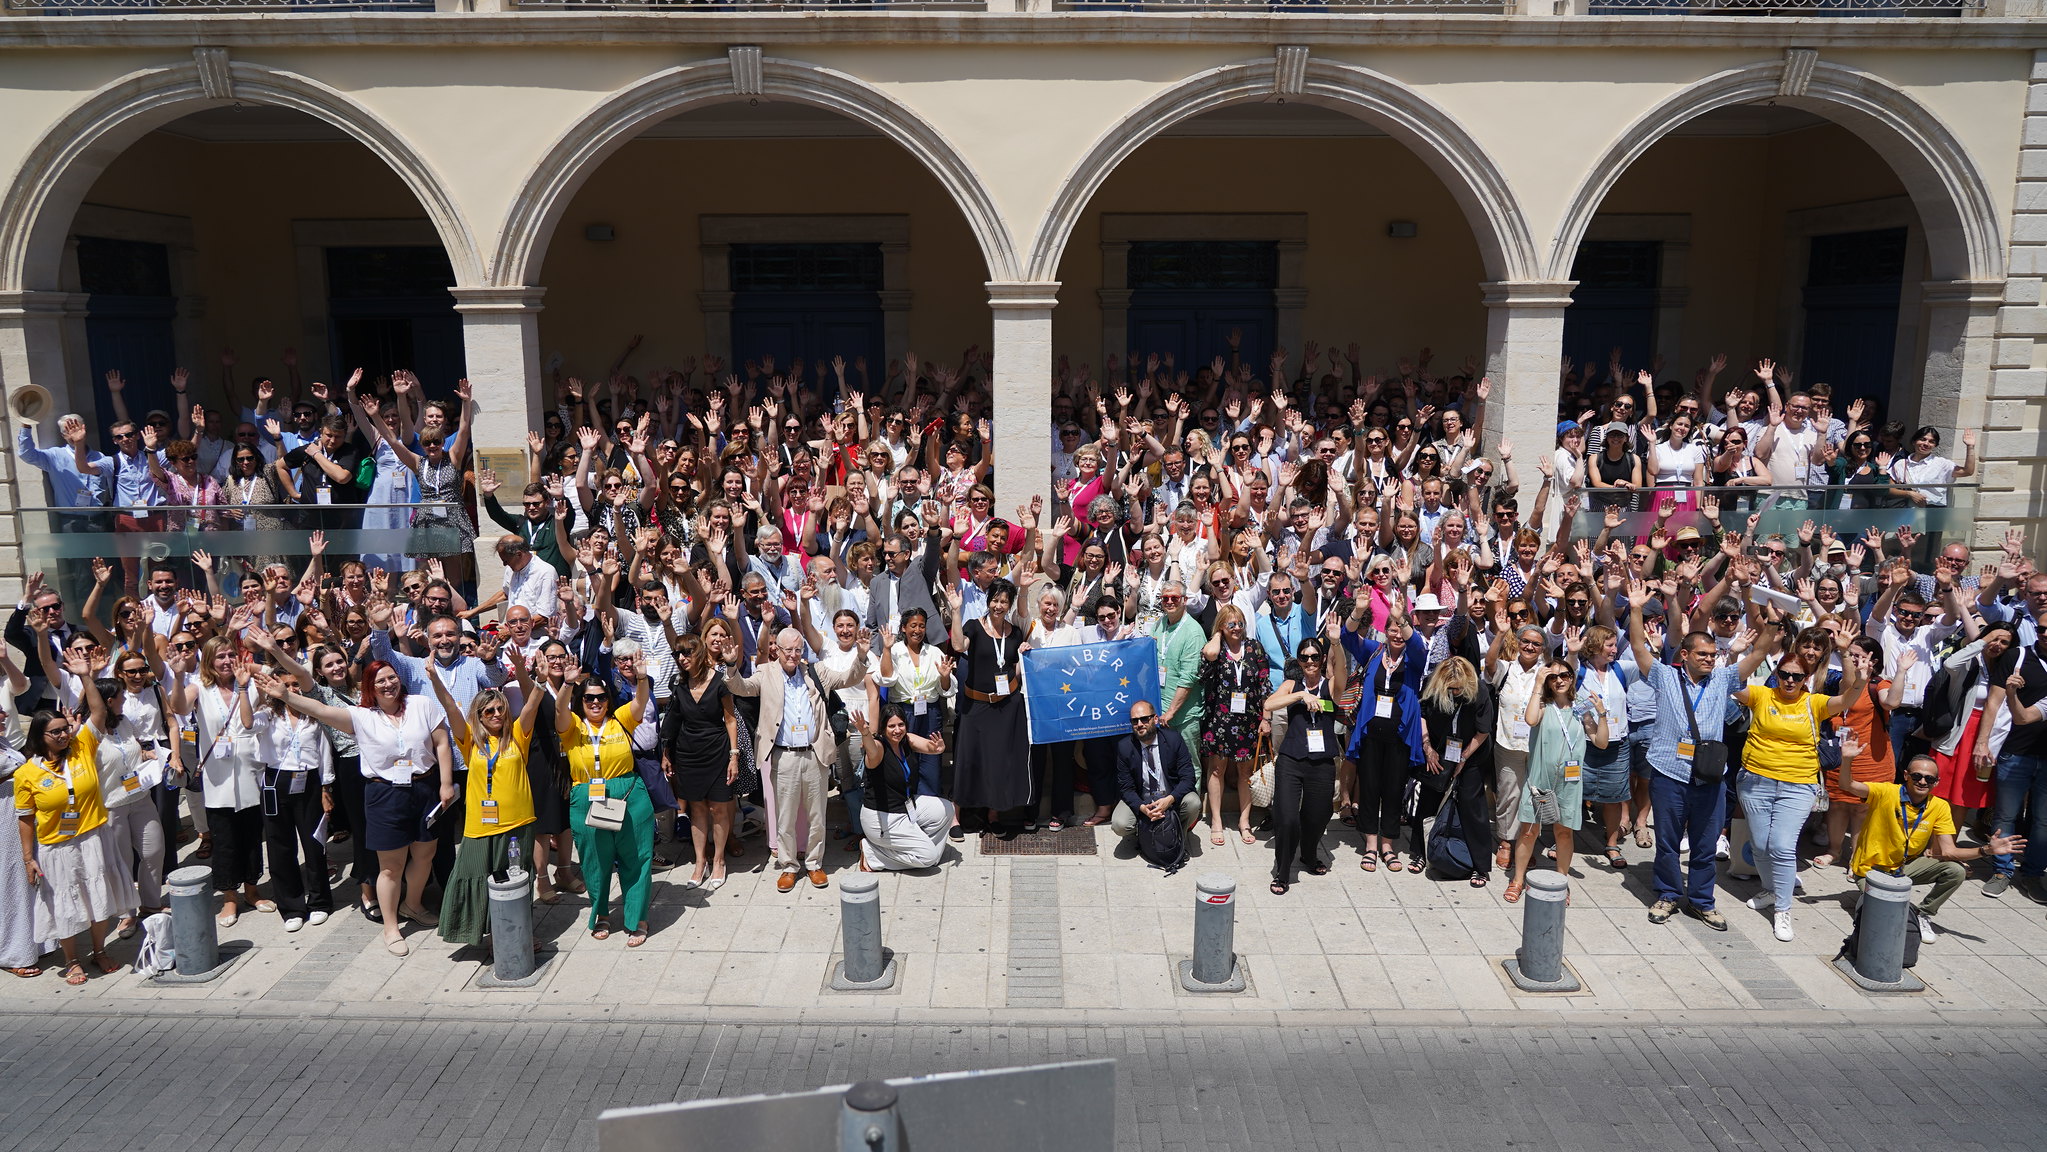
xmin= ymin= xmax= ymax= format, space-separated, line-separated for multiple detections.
xmin=1917 ymin=914 xmax=1938 ymax=945
xmin=1984 ymin=874 xmax=2013 ymax=898
xmin=2019 ymin=876 xmax=2047 ymax=907
xmin=1716 ymin=835 xmax=1731 ymax=861
xmin=1746 ymin=891 xmax=1776 ymax=911
xmin=1685 ymin=905 xmax=1729 ymax=932
xmin=283 ymin=917 xmax=305 ymax=933
xmin=1648 ymin=898 xmax=1679 ymax=924
xmin=1773 ymin=910 xmax=1794 ymax=942
xmin=307 ymin=911 xmax=329 ymax=927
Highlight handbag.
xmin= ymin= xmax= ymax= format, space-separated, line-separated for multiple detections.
xmin=1679 ymin=673 xmax=1729 ymax=784
xmin=1529 ymin=787 xmax=1562 ymax=826
xmin=584 ymin=776 xmax=628 ymax=830
xmin=1249 ymin=732 xmax=1276 ymax=809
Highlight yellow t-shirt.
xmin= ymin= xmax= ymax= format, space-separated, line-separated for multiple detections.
xmin=13 ymin=725 xmax=108 ymax=846
xmin=560 ymin=705 xmax=635 ymax=784
xmin=1850 ymin=781 xmax=1956 ymax=878
xmin=459 ymin=721 xmax=536 ymax=839
xmin=1740 ymin=686 xmax=1831 ymax=785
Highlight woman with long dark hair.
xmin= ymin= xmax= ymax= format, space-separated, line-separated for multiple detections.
xmin=1264 ymin=620 xmax=1348 ymax=895
xmin=1419 ymin=656 xmax=1495 ymax=887
xmin=662 ymin=618 xmax=740 ymax=892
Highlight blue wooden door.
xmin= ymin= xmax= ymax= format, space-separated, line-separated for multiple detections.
xmin=1800 ymin=228 xmax=1905 ymax=413
xmin=1124 ymin=241 xmax=1278 ymax=372
xmin=1562 ymin=239 xmax=1659 ymax=382
xmin=78 ymin=235 xmax=177 ymax=453
xmin=728 ymin=243 xmax=886 ymax=400
xmin=325 ymin=245 xmax=465 ymax=390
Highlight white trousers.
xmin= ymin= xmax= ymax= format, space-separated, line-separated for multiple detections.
xmin=858 ymin=796 xmax=955 ymax=872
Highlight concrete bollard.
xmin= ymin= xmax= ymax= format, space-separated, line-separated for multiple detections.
xmin=477 ymin=837 xmax=554 ymax=989
xmin=1503 ymin=869 xmax=1581 ymax=992
xmin=829 ymin=871 xmax=898 ymax=990
xmin=168 ymin=865 xmax=218 ymax=975
xmin=1833 ymin=869 xmax=1927 ymax=993
xmin=150 ymin=864 xmax=241 ymax=983
xmin=1177 ymin=872 xmax=1245 ymax=993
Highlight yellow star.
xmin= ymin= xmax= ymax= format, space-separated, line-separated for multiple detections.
xmin=1060 ymin=683 xmax=1071 ymax=692
xmin=1118 ymin=677 xmax=1129 ymax=687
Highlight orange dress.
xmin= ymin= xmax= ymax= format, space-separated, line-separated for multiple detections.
xmin=1825 ymin=678 xmax=1894 ymax=806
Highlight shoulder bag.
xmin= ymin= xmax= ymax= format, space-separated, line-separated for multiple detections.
xmin=1680 ymin=674 xmax=1729 ymax=784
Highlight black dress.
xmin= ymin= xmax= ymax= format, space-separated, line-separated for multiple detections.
xmin=951 ymin=618 xmax=1031 ymax=812
xmin=662 ymin=671 xmax=734 ymax=803
xmin=526 ymin=685 xmax=571 ymax=836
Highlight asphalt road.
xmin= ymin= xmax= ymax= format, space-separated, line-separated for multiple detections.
xmin=0 ymin=1012 xmax=2038 ymax=1152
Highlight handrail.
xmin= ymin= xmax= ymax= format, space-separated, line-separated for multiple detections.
xmin=20 ymin=501 xmax=464 ymax=516
xmin=1562 ymin=481 xmax=1976 ymax=544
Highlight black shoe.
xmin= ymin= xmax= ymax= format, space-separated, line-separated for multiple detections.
xmin=2018 ymin=876 xmax=2047 ymax=906
xmin=359 ymin=901 xmax=384 ymax=925
xmin=948 ymin=826 xmax=965 ymax=843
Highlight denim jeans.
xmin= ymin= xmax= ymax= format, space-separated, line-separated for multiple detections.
xmin=1738 ymin=770 xmax=1820 ymax=902
xmin=1991 ymin=752 xmax=2047 ymax=878
xmin=1650 ymin=769 xmax=1726 ymax=910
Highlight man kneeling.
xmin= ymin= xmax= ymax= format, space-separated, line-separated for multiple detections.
xmin=850 ymin=704 xmax=954 ymax=872
xmin=1113 ymin=702 xmax=1202 ymax=873
xmin=1836 ymin=736 xmax=2025 ymax=943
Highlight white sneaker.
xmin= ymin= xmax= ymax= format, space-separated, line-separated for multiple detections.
xmin=1773 ymin=910 xmax=1794 ymax=942
xmin=283 ymin=917 xmax=305 ymax=933
xmin=307 ymin=911 xmax=329 ymax=927
xmin=1716 ymin=835 xmax=1732 ymax=861
xmin=1917 ymin=914 xmax=1938 ymax=945
xmin=1746 ymin=891 xmax=1776 ymax=911
xmin=1679 ymin=837 xmax=1690 ymax=853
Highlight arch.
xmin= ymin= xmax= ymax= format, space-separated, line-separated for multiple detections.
xmin=1547 ymin=59 xmax=2004 ymax=285
xmin=0 ymin=60 xmax=483 ymax=292
xmin=1025 ymin=57 xmax=1538 ymax=285
xmin=492 ymin=58 xmax=1019 ymax=289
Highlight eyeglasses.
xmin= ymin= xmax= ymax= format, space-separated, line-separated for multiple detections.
xmin=1566 ymin=599 xmax=1588 ymax=608
xmin=1906 ymin=772 xmax=1938 ymax=786
xmin=168 ymin=453 xmax=196 ymax=462
xmin=1159 ymin=595 xmax=1184 ymax=604
xmin=1713 ymin=611 xmax=1741 ymax=622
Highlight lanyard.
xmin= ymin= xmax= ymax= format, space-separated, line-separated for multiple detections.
xmin=35 ymin=755 xmax=76 ymax=811
xmin=1899 ymin=795 xmax=1930 ymax=848
xmin=481 ymin=734 xmax=505 ymax=796
xmin=988 ymin=627 xmax=1011 ymax=670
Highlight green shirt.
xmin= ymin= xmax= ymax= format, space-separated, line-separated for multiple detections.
xmin=1151 ymin=613 xmax=1208 ymax=721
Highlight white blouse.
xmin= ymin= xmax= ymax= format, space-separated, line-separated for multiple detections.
xmin=348 ymin=697 xmax=447 ymax=784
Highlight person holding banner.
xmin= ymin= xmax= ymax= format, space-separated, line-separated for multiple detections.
xmin=946 ymin=577 xmax=1030 ymax=837
xmin=1264 ymin=618 xmax=1348 ymax=894
xmin=849 ymin=703 xmax=953 ymax=872
xmin=1023 ymin=583 xmax=1084 ymax=830
xmin=1198 ymin=604 xmax=1270 ymax=846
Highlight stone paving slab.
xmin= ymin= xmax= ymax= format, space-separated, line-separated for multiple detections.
xmin=9 ymin=819 xmax=2047 ymax=1023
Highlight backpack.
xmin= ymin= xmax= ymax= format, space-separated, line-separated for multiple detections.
xmin=1837 ymin=894 xmax=1920 ymax=970
xmin=1425 ymin=786 xmax=1475 ymax=881
xmin=1134 ymin=807 xmax=1189 ymax=874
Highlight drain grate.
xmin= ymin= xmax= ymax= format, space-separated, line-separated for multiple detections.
xmin=979 ymin=827 xmax=1099 ymax=856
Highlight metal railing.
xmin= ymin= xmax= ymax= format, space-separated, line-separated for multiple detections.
xmin=17 ymin=501 xmax=468 ymax=568
xmin=1586 ymin=0 xmax=1979 ymax=11
xmin=4 ymin=0 xmax=431 ymax=9
xmin=1563 ymin=482 xmax=1977 ymax=546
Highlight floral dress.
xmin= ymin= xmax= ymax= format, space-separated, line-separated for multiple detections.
xmin=1198 ymin=642 xmax=1271 ymax=760
xmin=406 ymin=456 xmax=477 ymax=560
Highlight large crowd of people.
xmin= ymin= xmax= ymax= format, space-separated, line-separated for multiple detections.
xmin=2 ymin=340 xmax=2034 ymax=987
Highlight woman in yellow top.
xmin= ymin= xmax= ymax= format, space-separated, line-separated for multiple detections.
xmin=428 ymin=649 xmax=546 ymax=950
xmin=13 ymin=652 xmax=136 ymax=986
xmin=1734 ymin=618 xmax=1864 ymax=943
xmin=557 ymin=664 xmax=653 ymax=946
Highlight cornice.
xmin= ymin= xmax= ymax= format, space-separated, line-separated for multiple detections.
xmin=0 ymin=14 xmax=2042 ymax=53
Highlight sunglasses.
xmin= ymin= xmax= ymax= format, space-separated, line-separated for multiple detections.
xmin=1777 ymin=670 xmax=1808 ymax=684
xmin=581 ymin=694 xmax=609 ymax=704
xmin=1298 ymin=652 xmax=1325 ymax=663
xmin=1906 ymin=773 xmax=1938 ymax=786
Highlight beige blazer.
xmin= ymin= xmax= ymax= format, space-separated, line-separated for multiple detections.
xmin=727 ymin=648 xmax=867 ymax=766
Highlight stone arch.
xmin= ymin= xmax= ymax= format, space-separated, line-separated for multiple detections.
xmin=1024 ymin=56 xmax=1539 ymax=286
xmin=491 ymin=57 xmax=1020 ymax=289
xmin=1546 ymin=59 xmax=2004 ymax=284
xmin=0 ymin=58 xmax=483 ymax=292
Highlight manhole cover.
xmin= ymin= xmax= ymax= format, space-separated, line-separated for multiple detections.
xmin=978 ymin=827 xmax=1098 ymax=856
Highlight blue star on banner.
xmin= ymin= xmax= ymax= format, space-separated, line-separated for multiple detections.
xmin=1022 ymin=637 xmax=1160 ymax=744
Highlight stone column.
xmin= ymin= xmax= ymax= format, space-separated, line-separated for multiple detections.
xmin=0 ymin=289 xmax=89 ymax=602
xmin=450 ymin=286 xmax=546 ymax=603
xmin=1481 ymin=280 xmax=1576 ymax=472
xmin=1981 ymin=49 xmax=2047 ymax=554
xmin=988 ymin=280 xmax=1059 ymax=512
xmin=1917 ymin=276 xmax=2002 ymax=449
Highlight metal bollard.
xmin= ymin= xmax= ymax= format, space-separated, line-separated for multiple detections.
xmin=829 ymin=872 xmax=898 ymax=990
xmin=478 ymin=837 xmax=554 ymax=989
xmin=167 ymin=865 xmax=217 ymax=975
xmin=1833 ymin=870 xmax=1926 ymax=993
xmin=1177 ymin=872 xmax=1245 ymax=992
xmin=1503 ymin=869 xmax=1581 ymax=992
xmin=838 ymin=1080 xmax=903 ymax=1152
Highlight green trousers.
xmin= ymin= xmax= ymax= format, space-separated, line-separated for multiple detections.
xmin=1862 ymin=854 xmax=1967 ymax=916
xmin=569 ymin=776 xmax=655 ymax=932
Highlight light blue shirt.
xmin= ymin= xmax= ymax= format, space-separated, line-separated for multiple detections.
xmin=16 ymin=427 xmax=107 ymax=509
xmin=108 ymin=449 xmax=165 ymax=509
xmin=1255 ymin=606 xmax=1306 ymax=691
xmin=960 ymin=580 xmax=990 ymax=624
xmin=369 ymin=629 xmax=505 ymax=711
xmin=1645 ymin=663 xmax=1741 ymax=784
xmin=775 ymin=667 xmax=815 ymax=747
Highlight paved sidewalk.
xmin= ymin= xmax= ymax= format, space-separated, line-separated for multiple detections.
xmin=9 ymin=820 xmax=2047 ymax=1024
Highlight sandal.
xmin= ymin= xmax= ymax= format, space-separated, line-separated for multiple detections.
xmin=1469 ymin=875 xmax=1489 ymax=889
xmin=1604 ymin=846 xmax=1627 ymax=869
xmin=1635 ymin=828 xmax=1652 ymax=850
xmin=1240 ymin=829 xmax=1256 ymax=845
xmin=1385 ymin=851 xmax=1405 ymax=873
xmin=1503 ymin=881 xmax=1524 ymax=903
xmin=1359 ymin=853 xmax=1378 ymax=872
xmin=1811 ymin=853 xmax=1835 ymax=869
xmin=727 ymin=841 xmax=746 ymax=858
xmin=5 ymin=966 xmax=42 ymax=979
xmin=62 ymin=961 xmax=88 ymax=986
xmin=1408 ymin=855 xmax=1425 ymax=874
xmin=89 ymin=950 xmax=120 ymax=975
xmin=1047 ymin=818 xmax=1065 ymax=832
xmin=625 ymin=926 xmax=648 ymax=948
xmin=590 ymin=920 xmax=611 ymax=941
xmin=1269 ymin=882 xmax=1289 ymax=896
xmin=1495 ymin=844 xmax=1512 ymax=870
xmin=195 ymin=834 xmax=212 ymax=860
xmin=1306 ymin=861 xmax=1331 ymax=876
xmin=1210 ymin=830 xmax=1226 ymax=847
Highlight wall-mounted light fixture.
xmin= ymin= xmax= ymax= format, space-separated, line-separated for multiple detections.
xmin=1387 ymin=221 xmax=1419 ymax=239
xmin=585 ymin=224 xmax=616 ymax=242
